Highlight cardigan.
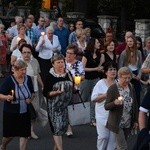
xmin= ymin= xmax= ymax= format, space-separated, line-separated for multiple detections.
xmin=104 ymin=83 xmax=138 ymax=134
xmin=0 ymin=75 xmax=34 ymax=113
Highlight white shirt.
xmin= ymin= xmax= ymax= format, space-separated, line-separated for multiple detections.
xmin=91 ymin=79 xmax=109 ymax=126
xmin=8 ymin=25 xmax=18 ymax=38
xmin=11 ymin=48 xmax=22 ymax=59
xmin=10 ymin=35 xmax=32 ymax=52
xmin=36 ymin=34 xmax=61 ymax=59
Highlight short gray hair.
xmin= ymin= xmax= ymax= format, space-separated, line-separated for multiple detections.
xmin=13 ymin=59 xmax=27 ymax=70
xmin=118 ymin=67 xmax=133 ymax=78
xmin=46 ymin=26 xmax=54 ymax=33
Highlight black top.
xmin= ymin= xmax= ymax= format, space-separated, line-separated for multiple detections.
xmin=84 ymin=51 xmax=100 ymax=79
xmin=102 ymin=52 xmax=117 ymax=67
xmin=140 ymin=87 xmax=150 ymax=130
xmin=43 ymin=72 xmax=72 ymax=98
xmin=0 ymin=75 xmax=34 ymax=113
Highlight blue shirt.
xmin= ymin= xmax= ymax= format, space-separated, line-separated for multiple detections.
xmin=54 ymin=26 xmax=69 ymax=55
xmin=34 ymin=26 xmax=46 ymax=42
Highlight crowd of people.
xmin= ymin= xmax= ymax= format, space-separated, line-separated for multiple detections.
xmin=0 ymin=13 xmax=150 ymax=150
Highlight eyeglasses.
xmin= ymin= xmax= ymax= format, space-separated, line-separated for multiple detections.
xmin=22 ymin=52 xmax=31 ymax=54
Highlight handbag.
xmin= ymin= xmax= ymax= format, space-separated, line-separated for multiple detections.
xmin=68 ymin=89 xmax=90 ymax=126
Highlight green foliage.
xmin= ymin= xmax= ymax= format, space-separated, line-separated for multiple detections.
xmin=96 ymin=0 xmax=150 ymax=19
xmin=62 ymin=0 xmax=73 ymax=15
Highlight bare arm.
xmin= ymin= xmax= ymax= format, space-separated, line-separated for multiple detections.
xmin=139 ymin=111 xmax=147 ymax=130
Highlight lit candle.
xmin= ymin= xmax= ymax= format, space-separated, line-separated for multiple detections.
xmin=11 ymin=90 xmax=14 ymax=97
xmin=118 ymin=96 xmax=123 ymax=101
xmin=74 ymin=76 xmax=81 ymax=85
xmin=17 ymin=37 xmax=21 ymax=43
xmin=41 ymin=32 xmax=45 ymax=36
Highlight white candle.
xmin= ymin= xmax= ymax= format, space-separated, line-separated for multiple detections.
xmin=41 ymin=32 xmax=45 ymax=36
xmin=11 ymin=90 xmax=14 ymax=97
xmin=74 ymin=76 xmax=81 ymax=85
xmin=61 ymin=83 xmax=64 ymax=92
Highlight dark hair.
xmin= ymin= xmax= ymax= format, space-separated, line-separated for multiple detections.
xmin=136 ymin=36 xmax=144 ymax=60
xmin=85 ymin=38 xmax=101 ymax=57
xmin=103 ymin=61 xmax=117 ymax=78
xmin=19 ymin=44 xmax=33 ymax=54
xmin=66 ymin=44 xmax=78 ymax=55
xmin=18 ymin=39 xmax=27 ymax=46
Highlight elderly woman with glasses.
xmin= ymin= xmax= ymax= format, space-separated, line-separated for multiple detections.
xmin=36 ymin=26 xmax=61 ymax=83
xmin=105 ymin=67 xmax=138 ymax=150
xmin=20 ymin=44 xmax=44 ymax=139
xmin=43 ymin=54 xmax=73 ymax=150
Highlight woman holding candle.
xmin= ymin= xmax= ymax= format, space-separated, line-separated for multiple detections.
xmin=65 ymin=44 xmax=85 ymax=136
xmin=105 ymin=67 xmax=138 ymax=150
xmin=0 ymin=60 xmax=35 ymax=150
xmin=43 ymin=54 xmax=73 ymax=150
xmin=81 ymin=38 xmax=104 ymax=126
xmin=36 ymin=26 xmax=61 ymax=83
xmin=20 ymin=44 xmax=44 ymax=139
xmin=10 ymin=23 xmax=32 ymax=52
xmin=91 ymin=61 xmax=117 ymax=150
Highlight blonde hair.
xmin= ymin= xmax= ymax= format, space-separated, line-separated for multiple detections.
xmin=118 ymin=67 xmax=132 ymax=78
xmin=76 ymin=28 xmax=85 ymax=39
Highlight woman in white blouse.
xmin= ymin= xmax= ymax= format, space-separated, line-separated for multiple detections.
xmin=10 ymin=23 xmax=32 ymax=52
xmin=36 ymin=26 xmax=61 ymax=82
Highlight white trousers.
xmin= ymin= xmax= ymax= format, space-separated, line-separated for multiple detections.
xmin=96 ymin=120 xmax=116 ymax=150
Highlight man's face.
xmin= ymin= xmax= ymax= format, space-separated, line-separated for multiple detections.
xmin=25 ymin=19 xmax=32 ymax=28
xmin=76 ymin=21 xmax=83 ymax=29
xmin=57 ymin=18 xmax=64 ymax=27
xmin=38 ymin=18 xmax=45 ymax=27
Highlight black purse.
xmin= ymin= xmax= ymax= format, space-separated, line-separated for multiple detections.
xmin=28 ymin=103 xmax=37 ymax=120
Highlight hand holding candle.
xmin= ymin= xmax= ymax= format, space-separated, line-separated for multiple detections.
xmin=74 ymin=76 xmax=81 ymax=85
xmin=11 ymin=90 xmax=14 ymax=97
xmin=118 ymin=96 xmax=123 ymax=105
xmin=41 ymin=32 xmax=45 ymax=36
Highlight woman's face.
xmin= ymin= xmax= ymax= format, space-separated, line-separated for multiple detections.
xmin=47 ymin=30 xmax=53 ymax=39
xmin=146 ymin=40 xmax=150 ymax=49
xmin=127 ymin=37 xmax=134 ymax=48
xmin=136 ymin=40 xmax=141 ymax=49
xmin=106 ymin=67 xmax=117 ymax=79
xmin=53 ymin=59 xmax=65 ymax=72
xmin=21 ymin=47 xmax=32 ymax=61
xmin=106 ymin=33 xmax=113 ymax=42
xmin=119 ymin=74 xmax=132 ymax=87
xmin=19 ymin=27 xmax=25 ymax=35
xmin=66 ymin=49 xmax=76 ymax=62
xmin=107 ymin=41 xmax=115 ymax=52
xmin=15 ymin=67 xmax=26 ymax=78
xmin=95 ymin=39 xmax=100 ymax=50
xmin=69 ymin=24 xmax=74 ymax=32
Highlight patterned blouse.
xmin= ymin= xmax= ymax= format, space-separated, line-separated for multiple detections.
xmin=117 ymin=83 xmax=133 ymax=128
